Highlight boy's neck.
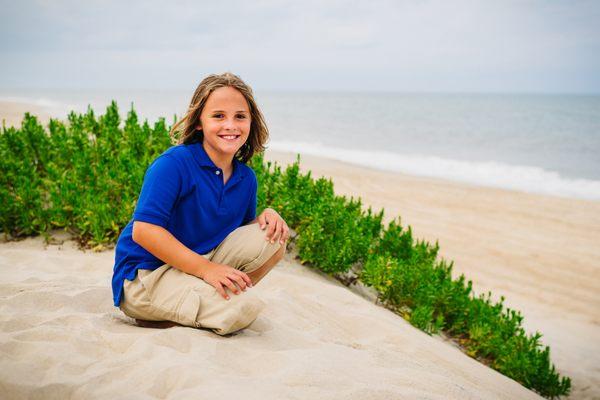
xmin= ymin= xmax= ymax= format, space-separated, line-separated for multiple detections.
xmin=202 ymin=141 xmax=234 ymax=174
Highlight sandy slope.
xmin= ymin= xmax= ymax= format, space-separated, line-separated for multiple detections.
xmin=0 ymin=234 xmax=543 ymax=399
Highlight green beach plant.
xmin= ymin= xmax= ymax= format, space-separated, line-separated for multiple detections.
xmin=0 ymin=103 xmax=571 ymax=398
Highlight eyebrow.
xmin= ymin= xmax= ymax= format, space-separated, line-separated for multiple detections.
xmin=209 ymin=109 xmax=249 ymax=113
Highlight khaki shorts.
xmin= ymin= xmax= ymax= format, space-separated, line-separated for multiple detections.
xmin=119 ymin=223 xmax=284 ymax=335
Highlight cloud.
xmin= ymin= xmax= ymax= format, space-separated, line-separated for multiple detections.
xmin=1 ymin=0 xmax=599 ymax=92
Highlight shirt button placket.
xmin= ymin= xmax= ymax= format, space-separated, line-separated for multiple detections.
xmin=215 ymin=168 xmax=225 ymax=209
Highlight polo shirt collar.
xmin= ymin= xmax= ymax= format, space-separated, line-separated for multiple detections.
xmin=191 ymin=142 xmax=247 ymax=183
xmin=195 ymin=141 xmax=217 ymax=168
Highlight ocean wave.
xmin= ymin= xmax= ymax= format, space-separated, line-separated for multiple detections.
xmin=267 ymin=140 xmax=600 ymax=201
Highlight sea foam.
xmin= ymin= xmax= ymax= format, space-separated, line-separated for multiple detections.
xmin=268 ymin=140 xmax=600 ymax=201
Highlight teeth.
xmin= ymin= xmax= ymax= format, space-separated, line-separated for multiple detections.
xmin=220 ymin=135 xmax=238 ymax=140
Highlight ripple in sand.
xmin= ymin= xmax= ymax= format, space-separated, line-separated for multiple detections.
xmin=67 ymin=287 xmax=113 ymax=314
xmin=149 ymin=329 xmax=193 ymax=354
xmin=1 ymin=290 xmax=70 ymax=313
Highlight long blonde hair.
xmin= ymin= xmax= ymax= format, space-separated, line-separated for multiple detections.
xmin=169 ymin=72 xmax=269 ymax=163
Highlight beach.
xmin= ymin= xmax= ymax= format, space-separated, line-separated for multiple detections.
xmin=1 ymin=101 xmax=599 ymax=398
xmin=0 ymin=233 xmax=546 ymax=399
xmin=0 ymin=100 xmax=53 ymax=129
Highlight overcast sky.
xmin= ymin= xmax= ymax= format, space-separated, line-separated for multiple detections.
xmin=1 ymin=0 xmax=599 ymax=93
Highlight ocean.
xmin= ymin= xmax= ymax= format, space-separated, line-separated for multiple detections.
xmin=2 ymin=88 xmax=599 ymax=200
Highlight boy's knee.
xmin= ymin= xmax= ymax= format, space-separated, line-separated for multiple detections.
xmin=208 ymin=292 xmax=266 ymax=336
xmin=246 ymin=222 xmax=271 ymax=243
xmin=245 ymin=222 xmax=285 ymax=257
xmin=216 ymin=223 xmax=286 ymax=274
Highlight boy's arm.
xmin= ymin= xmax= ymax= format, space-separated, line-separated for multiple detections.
xmin=132 ymin=220 xmax=213 ymax=279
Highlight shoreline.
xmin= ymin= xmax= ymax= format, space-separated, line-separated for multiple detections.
xmin=265 ymin=141 xmax=600 ymax=202
xmin=2 ymin=98 xmax=599 ymax=202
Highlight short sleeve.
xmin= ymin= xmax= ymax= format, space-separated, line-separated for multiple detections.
xmin=242 ymin=170 xmax=257 ymax=225
xmin=133 ymin=154 xmax=182 ymax=228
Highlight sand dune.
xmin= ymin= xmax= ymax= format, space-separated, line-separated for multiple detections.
xmin=0 ymin=234 xmax=543 ymax=399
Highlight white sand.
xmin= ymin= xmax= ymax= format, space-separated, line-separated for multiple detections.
xmin=0 ymin=234 xmax=543 ymax=399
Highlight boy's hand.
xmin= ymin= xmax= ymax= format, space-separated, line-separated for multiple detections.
xmin=201 ymin=262 xmax=253 ymax=300
xmin=257 ymin=208 xmax=289 ymax=245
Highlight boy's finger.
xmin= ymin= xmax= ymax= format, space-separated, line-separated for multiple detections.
xmin=228 ymin=274 xmax=247 ymax=291
xmin=222 ymin=278 xmax=240 ymax=295
xmin=270 ymin=220 xmax=282 ymax=243
xmin=258 ymin=214 xmax=267 ymax=230
xmin=265 ymin=219 xmax=277 ymax=240
xmin=235 ymin=270 xmax=253 ymax=287
xmin=265 ymin=219 xmax=277 ymax=242
xmin=216 ymin=283 xmax=229 ymax=300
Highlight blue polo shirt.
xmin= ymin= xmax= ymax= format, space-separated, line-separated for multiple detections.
xmin=111 ymin=142 xmax=257 ymax=307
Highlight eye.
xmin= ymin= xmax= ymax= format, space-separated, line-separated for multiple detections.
xmin=212 ymin=113 xmax=224 ymax=118
xmin=236 ymin=114 xmax=247 ymax=119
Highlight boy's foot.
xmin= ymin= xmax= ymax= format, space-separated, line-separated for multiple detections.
xmin=135 ymin=319 xmax=180 ymax=329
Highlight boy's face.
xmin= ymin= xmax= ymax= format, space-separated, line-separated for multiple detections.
xmin=198 ymin=86 xmax=251 ymax=164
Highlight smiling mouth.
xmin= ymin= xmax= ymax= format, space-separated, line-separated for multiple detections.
xmin=218 ymin=135 xmax=240 ymax=141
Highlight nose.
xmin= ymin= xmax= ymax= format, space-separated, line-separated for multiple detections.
xmin=224 ymin=117 xmax=238 ymax=131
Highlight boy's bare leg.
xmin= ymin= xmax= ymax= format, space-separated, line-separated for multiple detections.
xmin=246 ymin=244 xmax=286 ymax=286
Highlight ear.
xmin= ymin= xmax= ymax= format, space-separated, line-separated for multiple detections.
xmin=196 ymin=123 xmax=202 ymax=131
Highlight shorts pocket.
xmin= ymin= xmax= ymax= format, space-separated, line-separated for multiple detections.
xmin=138 ymin=265 xmax=190 ymax=322
xmin=176 ymin=287 xmax=203 ymax=328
